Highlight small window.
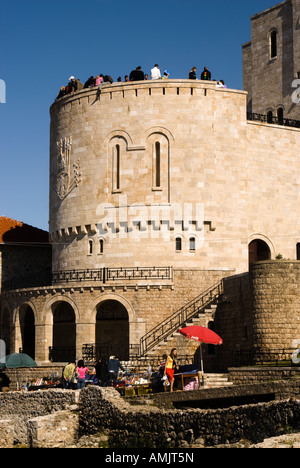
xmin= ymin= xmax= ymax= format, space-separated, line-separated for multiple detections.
xmin=189 ymin=237 xmax=196 ymax=252
xmin=99 ymin=239 xmax=104 ymax=254
xmin=88 ymin=240 xmax=93 ymax=255
xmin=270 ymin=30 xmax=277 ymax=59
xmin=297 ymin=243 xmax=300 ymax=260
xmin=113 ymin=144 xmax=121 ymax=191
xmin=277 ymin=107 xmax=284 ymax=125
xmin=176 ymin=237 xmax=182 ymax=252
xmin=153 ymin=141 xmax=161 ymax=189
xmin=267 ymin=111 xmax=273 ymax=124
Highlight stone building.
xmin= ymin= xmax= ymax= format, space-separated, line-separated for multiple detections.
xmin=0 ymin=217 xmax=51 ymax=356
xmin=243 ymin=0 xmax=300 ymax=121
xmin=1 ymin=1 xmax=300 ymax=370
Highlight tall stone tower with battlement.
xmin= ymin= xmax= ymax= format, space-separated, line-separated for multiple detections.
xmin=243 ymin=0 xmax=300 ymax=121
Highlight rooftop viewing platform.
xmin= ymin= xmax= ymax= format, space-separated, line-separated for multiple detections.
xmin=51 ymin=78 xmax=300 ymax=130
xmin=50 ymin=77 xmax=245 ymax=110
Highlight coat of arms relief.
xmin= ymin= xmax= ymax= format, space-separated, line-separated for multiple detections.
xmin=55 ymin=137 xmax=82 ymax=200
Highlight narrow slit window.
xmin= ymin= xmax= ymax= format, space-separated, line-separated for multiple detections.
xmin=154 ymin=141 xmax=161 ymax=188
xmin=113 ymin=144 xmax=121 ymax=191
xmin=89 ymin=240 xmax=93 ymax=255
xmin=99 ymin=239 xmax=104 ymax=254
xmin=270 ymin=30 xmax=277 ymax=59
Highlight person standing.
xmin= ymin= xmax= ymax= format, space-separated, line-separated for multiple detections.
xmin=107 ymin=356 xmax=125 ymax=387
xmin=189 ymin=67 xmax=197 ymax=79
xmin=164 ymin=348 xmax=177 ymax=392
xmin=201 ymin=67 xmax=211 ymax=81
xmin=76 ymin=360 xmax=90 ymax=390
xmin=62 ymin=362 xmax=76 ymax=389
xmin=129 ymin=66 xmax=145 ymax=81
xmin=151 ymin=64 xmax=161 ymax=80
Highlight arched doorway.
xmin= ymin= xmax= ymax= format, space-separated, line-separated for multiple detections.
xmin=52 ymin=302 xmax=76 ymax=362
xmin=19 ymin=305 xmax=35 ymax=359
xmin=249 ymin=239 xmax=271 ymax=266
xmin=0 ymin=307 xmax=10 ymax=356
xmin=96 ymin=300 xmax=129 ymax=360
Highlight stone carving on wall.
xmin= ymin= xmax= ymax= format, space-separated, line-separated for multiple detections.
xmin=55 ymin=137 xmax=81 ymax=200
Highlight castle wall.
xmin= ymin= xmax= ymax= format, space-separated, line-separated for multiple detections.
xmin=50 ymin=81 xmax=300 ymax=276
xmin=0 ymin=268 xmax=230 ymax=364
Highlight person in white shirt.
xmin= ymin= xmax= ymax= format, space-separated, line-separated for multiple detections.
xmin=151 ymin=64 xmax=161 ymax=80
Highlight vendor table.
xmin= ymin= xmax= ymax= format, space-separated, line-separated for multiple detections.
xmin=176 ymin=371 xmax=203 ymax=390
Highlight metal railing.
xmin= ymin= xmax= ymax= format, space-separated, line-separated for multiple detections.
xmin=247 ymin=112 xmax=300 ymax=129
xmin=139 ymin=280 xmax=224 ymax=356
xmin=233 ymin=348 xmax=300 ymax=367
xmin=52 ymin=266 xmax=173 ymax=285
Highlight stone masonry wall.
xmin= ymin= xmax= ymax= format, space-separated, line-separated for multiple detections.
xmin=79 ymin=386 xmax=300 ymax=448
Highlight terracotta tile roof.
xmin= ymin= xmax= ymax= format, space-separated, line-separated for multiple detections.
xmin=0 ymin=216 xmax=49 ymax=244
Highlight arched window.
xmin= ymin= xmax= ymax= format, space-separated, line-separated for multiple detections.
xmin=154 ymin=142 xmax=161 ymax=188
xmin=113 ymin=144 xmax=121 ymax=191
xmin=189 ymin=237 xmax=196 ymax=252
xmin=267 ymin=110 xmax=273 ymax=124
xmin=99 ymin=239 xmax=104 ymax=254
xmin=277 ymin=107 xmax=284 ymax=125
xmin=270 ymin=30 xmax=277 ymax=59
xmin=175 ymin=237 xmax=182 ymax=252
xmin=88 ymin=239 xmax=93 ymax=255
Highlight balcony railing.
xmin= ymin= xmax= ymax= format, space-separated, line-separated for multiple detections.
xmin=247 ymin=112 xmax=300 ymax=129
xmin=233 ymin=348 xmax=300 ymax=367
xmin=52 ymin=266 xmax=173 ymax=285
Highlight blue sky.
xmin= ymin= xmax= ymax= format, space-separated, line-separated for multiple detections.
xmin=0 ymin=0 xmax=277 ymax=231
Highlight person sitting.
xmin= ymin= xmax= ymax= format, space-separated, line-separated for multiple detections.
xmin=84 ymin=76 xmax=95 ymax=88
xmin=55 ymin=86 xmax=66 ymax=100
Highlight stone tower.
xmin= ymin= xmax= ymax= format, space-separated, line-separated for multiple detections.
xmin=242 ymin=0 xmax=300 ymax=121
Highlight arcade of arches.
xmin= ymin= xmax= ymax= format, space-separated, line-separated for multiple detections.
xmin=13 ymin=299 xmax=130 ymax=362
xmin=0 ymin=239 xmax=281 ymax=364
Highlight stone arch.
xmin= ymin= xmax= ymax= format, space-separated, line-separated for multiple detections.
xmin=248 ymin=234 xmax=274 ymax=265
xmin=90 ymin=293 xmax=135 ymax=361
xmin=18 ymin=303 xmax=36 ymax=359
xmin=0 ymin=305 xmax=11 ymax=355
xmin=42 ymin=295 xmax=79 ymax=363
xmin=13 ymin=300 xmax=38 ymax=358
xmin=145 ymin=126 xmax=175 ymax=143
xmin=89 ymin=293 xmax=136 ymax=324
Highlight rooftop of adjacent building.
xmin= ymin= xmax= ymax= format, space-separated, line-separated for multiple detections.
xmin=0 ymin=216 xmax=49 ymax=245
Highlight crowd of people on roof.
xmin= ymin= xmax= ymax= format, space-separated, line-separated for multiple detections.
xmin=55 ymin=64 xmax=227 ymax=101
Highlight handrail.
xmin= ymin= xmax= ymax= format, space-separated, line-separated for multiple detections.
xmin=139 ymin=280 xmax=224 ymax=356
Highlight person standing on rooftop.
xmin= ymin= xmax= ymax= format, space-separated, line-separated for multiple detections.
xmin=151 ymin=64 xmax=161 ymax=80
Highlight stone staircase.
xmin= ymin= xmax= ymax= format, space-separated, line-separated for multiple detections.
xmin=205 ymin=373 xmax=233 ymax=388
xmin=139 ymin=280 xmax=223 ymax=358
xmin=146 ymin=303 xmax=218 ymax=357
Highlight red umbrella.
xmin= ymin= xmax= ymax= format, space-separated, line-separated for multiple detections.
xmin=179 ymin=326 xmax=223 ymax=345
xmin=178 ymin=326 xmax=223 ymax=374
